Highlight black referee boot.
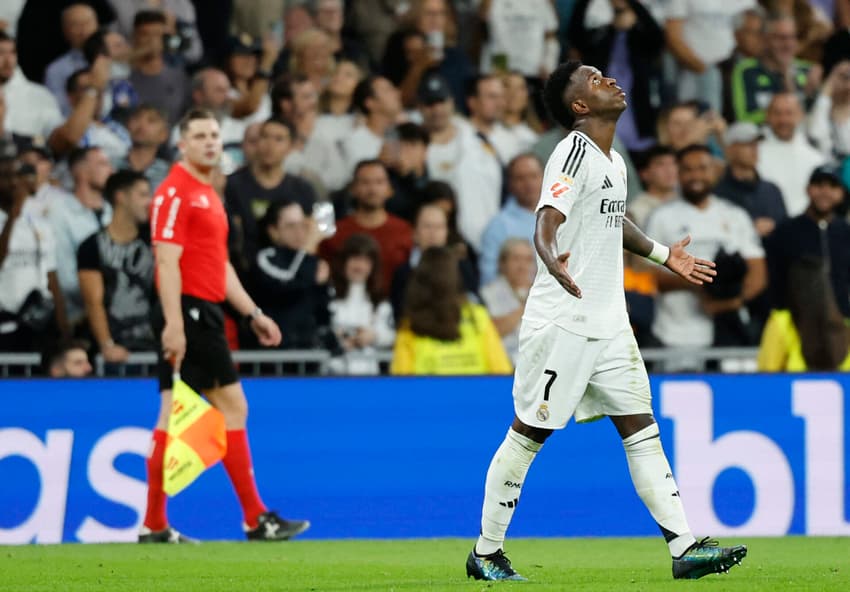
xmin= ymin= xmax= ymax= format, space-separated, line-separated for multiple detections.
xmin=245 ymin=511 xmax=310 ymax=541
xmin=138 ymin=526 xmax=198 ymax=544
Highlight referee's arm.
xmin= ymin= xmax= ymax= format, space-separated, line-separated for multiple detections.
xmin=225 ymin=262 xmax=282 ymax=347
xmin=155 ymin=242 xmax=186 ymax=367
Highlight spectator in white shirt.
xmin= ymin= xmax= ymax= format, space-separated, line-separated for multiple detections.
xmin=808 ymin=59 xmax=850 ymax=162
xmin=271 ymin=73 xmax=347 ymax=195
xmin=478 ymin=0 xmax=559 ymax=81
xmin=466 ymin=73 xmax=514 ymax=163
xmin=664 ymin=0 xmax=756 ymax=112
xmin=648 ymin=144 xmax=766 ymax=359
xmin=498 ymin=72 xmax=540 ymax=161
xmin=224 ymin=33 xmax=275 ymax=124
xmin=0 ymin=155 xmax=68 ymax=350
xmin=45 ymin=3 xmax=99 ymax=115
xmin=47 ymin=146 xmax=113 ymax=325
xmin=758 ymin=92 xmax=826 ymax=216
xmin=420 ymin=72 xmax=502 ymax=251
xmin=0 ymin=0 xmax=25 ymax=38
xmin=18 ymin=145 xmax=66 ymax=219
xmin=328 ymin=233 xmax=395 ymax=375
xmin=342 ymin=75 xmax=403 ymax=179
xmin=0 ymin=32 xmax=64 ymax=145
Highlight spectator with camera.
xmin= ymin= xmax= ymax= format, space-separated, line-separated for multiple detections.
xmin=647 ymin=145 xmax=766 ymax=364
xmin=0 ymin=155 xmax=68 ymax=351
xmin=808 ymin=59 xmax=850 ymax=163
xmin=252 ymin=199 xmax=331 ymax=350
xmin=390 ymin=0 xmax=474 ymax=111
xmin=109 ymin=0 xmax=202 ymax=66
xmin=77 ymin=170 xmax=154 ymax=365
xmin=328 ymin=233 xmax=395 ymax=375
xmin=129 ymin=10 xmax=190 ymax=125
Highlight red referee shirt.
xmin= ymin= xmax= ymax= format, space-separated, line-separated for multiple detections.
xmin=151 ymin=163 xmax=228 ymax=302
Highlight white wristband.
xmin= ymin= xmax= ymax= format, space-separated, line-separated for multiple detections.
xmin=647 ymin=240 xmax=670 ymax=265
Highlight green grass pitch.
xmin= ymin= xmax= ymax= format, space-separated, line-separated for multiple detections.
xmin=2 ymin=537 xmax=848 ymax=591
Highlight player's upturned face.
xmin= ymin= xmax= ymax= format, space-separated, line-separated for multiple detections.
xmin=575 ymin=66 xmax=627 ymax=117
xmin=678 ymin=151 xmax=715 ymax=204
xmin=181 ymin=119 xmax=223 ymax=169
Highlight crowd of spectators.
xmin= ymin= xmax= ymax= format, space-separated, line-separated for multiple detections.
xmin=2 ymin=0 xmax=850 ymax=376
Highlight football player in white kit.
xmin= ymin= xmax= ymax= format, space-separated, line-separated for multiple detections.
xmin=466 ymin=61 xmax=748 ymax=582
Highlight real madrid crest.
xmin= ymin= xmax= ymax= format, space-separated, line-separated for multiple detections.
xmin=536 ymin=404 xmax=550 ymax=422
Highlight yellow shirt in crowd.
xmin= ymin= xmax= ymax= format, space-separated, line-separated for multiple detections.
xmin=391 ymin=303 xmax=513 ymax=375
xmin=757 ymin=309 xmax=850 ymax=372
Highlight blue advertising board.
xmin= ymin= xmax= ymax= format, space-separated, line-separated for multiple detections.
xmin=0 ymin=374 xmax=848 ymax=543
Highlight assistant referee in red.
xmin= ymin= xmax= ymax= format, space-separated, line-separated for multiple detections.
xmin=140 ymin=108 xmax=309 ymax=543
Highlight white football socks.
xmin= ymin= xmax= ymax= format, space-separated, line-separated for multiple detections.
xmin=622 ymin=423 xmax=696 ymax=557
xmin=476 ymin=428 xmax=543 ymax=556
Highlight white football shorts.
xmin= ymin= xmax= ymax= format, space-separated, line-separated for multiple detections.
xmin=512 ymin=321 xmax=652 ymax=429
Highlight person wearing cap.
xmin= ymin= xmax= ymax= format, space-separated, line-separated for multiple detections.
xmin=225 ymin=32 xmax=277 ymax=123
xmin=765 ymin=164 xmax=850 ymax=320
xmin=419 ymin=71 xmax=502 ymax=251
xmin=757 ymin=92 xmax=826 ymax=217
xmin=715 ymin=121 xmax=786 ymax=239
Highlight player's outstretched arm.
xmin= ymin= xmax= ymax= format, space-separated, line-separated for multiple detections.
xmin=622 ymin=218 xmax=716 ymax=286
xmin=535 ymin=206 xmax=581 ymax=298
xmin=224 ymin=262 xmax=282 ymax=347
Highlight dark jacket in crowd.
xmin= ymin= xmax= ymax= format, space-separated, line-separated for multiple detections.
xmin=568 ymin=0 xmax=664 ymax=139
xmin=714 ymin=169 xmax=788 ymax=234
xmin=766 ymin=213 xmax=850 ymax=317
xmin=252 ymin=246 xmax=331 ymax=349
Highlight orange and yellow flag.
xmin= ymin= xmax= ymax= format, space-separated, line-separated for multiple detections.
xmin=163 ymin=375 xmax=227 ymax=496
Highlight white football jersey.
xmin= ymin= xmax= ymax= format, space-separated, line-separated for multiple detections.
xmin=523 ymin=130 xmax=630 ymax=339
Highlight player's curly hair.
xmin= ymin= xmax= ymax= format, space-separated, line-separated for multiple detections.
xmin=543 ymin=60 xmax=583 ymax=130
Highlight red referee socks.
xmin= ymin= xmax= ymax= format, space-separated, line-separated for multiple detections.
xmin=143 ymin=429 xmax=168 ymax=531
xmin=222 ymin=429 xmax=268 ymax=529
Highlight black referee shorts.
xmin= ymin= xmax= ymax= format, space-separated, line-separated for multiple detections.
xmin=152 ymin=295 xmax=239 ymax=393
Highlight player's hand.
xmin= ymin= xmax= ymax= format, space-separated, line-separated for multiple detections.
xmin=546 ymin=251 xmax=582 ymax=298
xmin=664 ymin=235 xmax=716 ymax=285
xmin=251 ymin=314 xmax=282 ymax=347
xmin=161 ymin=322 xmax=186 ymax=371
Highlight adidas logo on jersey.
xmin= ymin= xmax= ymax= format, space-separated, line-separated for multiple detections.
xmin=601 ymin=176 xmax=613 ymax=190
